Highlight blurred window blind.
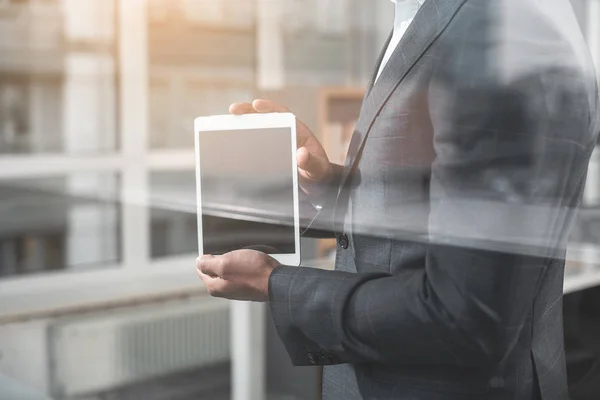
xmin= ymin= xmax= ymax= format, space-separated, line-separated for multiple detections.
xmin=316 ymin=0 xmax=348 ymax=35
xmin=182 ymin=0 xmax=223 ymax=24
xmin=182 ymin=0 xmax=255 ymax=28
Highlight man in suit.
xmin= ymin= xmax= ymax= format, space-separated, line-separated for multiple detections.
xmin=197 ymin=0 xmax=600 ymax=398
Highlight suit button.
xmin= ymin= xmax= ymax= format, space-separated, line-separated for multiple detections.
xmin=338 ymin=234 xmax=349 ymax=249
xmin=327 ymin=352 xmax=336 ymax=363
xmin=307 ymin=352 xmax=317 ymax=365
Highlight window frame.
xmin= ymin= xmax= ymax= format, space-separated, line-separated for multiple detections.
xmin=0 ymin=0 xmax=195 ymax=295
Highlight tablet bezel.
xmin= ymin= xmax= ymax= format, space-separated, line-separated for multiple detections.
xmin=194 ymin=112 xmax=301 ymax=266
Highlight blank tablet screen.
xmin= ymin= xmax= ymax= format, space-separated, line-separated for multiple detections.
xmin=198 ymin=127 xmax=296 ymax=255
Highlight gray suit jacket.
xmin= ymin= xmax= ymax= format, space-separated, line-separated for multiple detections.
xmin=269 ymin=0 xmax=600 ymax=398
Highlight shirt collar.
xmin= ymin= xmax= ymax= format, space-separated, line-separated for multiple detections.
xmin=389 ymin=0 xmax=425 ymax=4
xmin=391 ymin=0 xmax=424 ymax=31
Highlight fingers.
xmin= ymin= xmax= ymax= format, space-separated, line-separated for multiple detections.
xmin=229 ymin=102 xmax=256 ymax=115
xmin=197 ymin=256 xmax=229 ymax=297
xmin=295 ymin=120 xmax=312 ymax=147
xmin=197 ymin=268 xmax=228 ymax=298
xmin=229 ymin=99 xmax=289 ymax=115
xmin=252 ymin=99 xmax=289 ymax=113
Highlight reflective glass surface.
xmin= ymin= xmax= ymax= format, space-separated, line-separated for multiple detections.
xmin=0 ymin=173 xmax=120 ymax=277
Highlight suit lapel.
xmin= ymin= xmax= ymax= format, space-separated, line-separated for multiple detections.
xmin=337 ymin=0 xmax=467 ymax=193
xmin=366 ymin=30 xmax=393 ymax=97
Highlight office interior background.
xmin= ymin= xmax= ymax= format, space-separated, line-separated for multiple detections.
xmin=0 ymin=0 xmax=599 ymax=399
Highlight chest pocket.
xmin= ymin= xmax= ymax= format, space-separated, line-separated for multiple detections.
xmin=347 ymin=115 xmax=408 ymax=272
xmin=349 ymin=111 xmax=433 ymax=271
xmin=367 ymin=113 xmax=410 ymax=139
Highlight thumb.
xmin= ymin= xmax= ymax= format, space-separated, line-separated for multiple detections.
xmin=197 ymin=255 xmax=221 ymax=278
xmin=297 ymin=147 xmax=328 ymax=180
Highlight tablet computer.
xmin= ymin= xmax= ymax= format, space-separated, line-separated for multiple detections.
xmin=194 ymin=112 xmax=301 ymax=266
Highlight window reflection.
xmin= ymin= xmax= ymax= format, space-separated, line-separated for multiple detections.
xmin=145 ymin=0 xmax=380 ymax=149
xmin=0 ymin=0 xmax=117 ymax=154
xmin=148 ymin=80 xmax=253 ymax=149
xmin=0 ymin=173 xmax=121 ymax=277
xmin=147 ymin=0 xmax=255 ymax=149
xmin=150 ymin=171 xmax=197 ymax=258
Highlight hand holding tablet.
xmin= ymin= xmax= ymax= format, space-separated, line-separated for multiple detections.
xmin=195 ymin=100 xmax=339 ymax=301
xmin=229 ymin=100 xmax=333 ymax=196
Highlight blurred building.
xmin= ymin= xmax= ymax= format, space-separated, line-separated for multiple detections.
xmin=0 ymin=1 xmax=388 ymax=399
xmin=0 ymin=0 xmax=118 ymax=276
xmin=0 ymin=0 xmax=598 ymax=399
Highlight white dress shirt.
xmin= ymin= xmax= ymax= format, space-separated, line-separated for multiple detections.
xmin=375 ymin=0 xmax=425 ymax=83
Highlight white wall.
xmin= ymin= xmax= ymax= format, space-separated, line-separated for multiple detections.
xmin=0 ymin=321 xmax=51 ymax=394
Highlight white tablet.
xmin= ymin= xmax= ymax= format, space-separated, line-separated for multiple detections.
xmin=194 ymin=112 xmax=301 ymax=266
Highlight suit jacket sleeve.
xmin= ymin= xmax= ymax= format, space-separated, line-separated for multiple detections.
xmin=268 ymin=10 xmax=598 ymax=367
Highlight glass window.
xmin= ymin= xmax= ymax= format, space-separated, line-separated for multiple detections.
xmin=0 ymin=0 xmax=118 ymax=154
xmin=148 ymin=0 xmax=256 ymax=28
xmin=282 ymin=0 xmax=378 ymax=85
xmin=147 ymin=0 xmax=255 ymax=149
xmin=149 ymin=79 xmax=253 ymax=149
xmin=145 ymin=0 xmax=383 ymax=149
xmin=0 ymin=173 xmax=121 ymax=277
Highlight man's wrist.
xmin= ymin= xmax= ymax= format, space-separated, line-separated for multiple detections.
xmin=264 ymin=263 xmax=282 ymax=301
